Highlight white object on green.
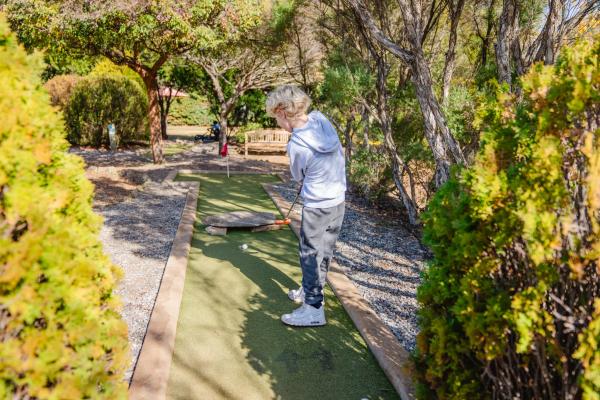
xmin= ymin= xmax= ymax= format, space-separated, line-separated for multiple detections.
xmin=108 ymin=123 xmax=117 ymax=151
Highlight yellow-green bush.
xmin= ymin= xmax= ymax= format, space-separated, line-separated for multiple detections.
xmin=65 ymin=74 xmax=148 ymax=147
xmin=89 ymin=58 xmax=145 ymax=90
xmin=416 ymin=38 xmax=599 ymax=399
xmin=0 ymin=16 xmax=129 ymax=399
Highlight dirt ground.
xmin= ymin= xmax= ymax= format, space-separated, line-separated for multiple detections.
xmin=79 ymin=126 xmax=291 ymax=207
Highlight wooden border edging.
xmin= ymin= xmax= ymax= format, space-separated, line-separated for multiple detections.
xmin=263 ymin=182 xmax=416 ymax=400
xmin=128 ymin=179 xmax=200 ymax=400
xmin=132 ymin=169 xmax=414 ymax=400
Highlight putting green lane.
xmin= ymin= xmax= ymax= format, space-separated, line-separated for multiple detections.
xmin=166 ymin=174 xmax=397 ymax=400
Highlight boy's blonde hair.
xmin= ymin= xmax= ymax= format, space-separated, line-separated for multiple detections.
xmin=265 ymin=85 xmax=311 ymax=118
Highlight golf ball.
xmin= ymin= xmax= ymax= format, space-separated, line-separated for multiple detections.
xmin=240 ymin=244 xmax=248 ymax=250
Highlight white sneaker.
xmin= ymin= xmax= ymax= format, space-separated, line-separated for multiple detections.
xmin=281 ymin=303 xmax=326 ymax=327
xmin=288 ymin=286 xmax=305 ymax=303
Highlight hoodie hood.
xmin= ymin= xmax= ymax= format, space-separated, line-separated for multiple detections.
xmin=290 ymin=111 xmax=340 ymax=154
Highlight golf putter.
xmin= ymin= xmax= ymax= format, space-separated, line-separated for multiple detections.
xmin=275 ymin=187 xmax=302 ymax=225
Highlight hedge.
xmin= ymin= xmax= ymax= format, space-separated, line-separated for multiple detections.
xmin=64 ymin=74 xmax=148 ymax=147
xmin=416 ymin=39 xmax=599 ymax=399
xmin=0 ymin=16 xmax=129 ymax=399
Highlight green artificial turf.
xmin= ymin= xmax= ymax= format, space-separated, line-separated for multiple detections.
xmin=166 ymin=173 xmax=397 ymax=400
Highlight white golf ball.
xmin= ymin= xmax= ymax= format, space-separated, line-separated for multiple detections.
xmin=240 ymin=244 xmax=248 ymax=250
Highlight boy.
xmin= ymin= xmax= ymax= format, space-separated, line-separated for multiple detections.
xmin=266 ymin=85 xmax=346 ymax=327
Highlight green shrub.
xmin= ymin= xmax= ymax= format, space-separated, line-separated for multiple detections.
xmin=168 ymin=96 xmax=213 ymax=126
xmin=64 ymin=74 xmax=148 ymax=147
xmin=348 ymin=147 xmax=390 ymax=201
xmin=90 ymin=58 xmax=145 ymax=90
xmin=416 ymin=39 xmax=599 ymax=399
xmin=234 ymin=122 xmax=263 ymax=144
xmin=231 ymin=89 xmax=273 ymax=127
xmin=0 ymin=16 xmax=129 ymax=399
xmin=43 ymin=74 xmax=81 ymax=109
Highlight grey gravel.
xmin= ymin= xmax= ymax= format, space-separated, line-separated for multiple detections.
xmin=272 ymin=181 xmax=427 ymax=352
xmin=83 ymin=140 xmax=427 ymax=382
xmin=97 ymin=181 xmax=188 ymax=382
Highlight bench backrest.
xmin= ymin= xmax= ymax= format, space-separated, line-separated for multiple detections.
xmin=245 ymin=129 xmax=291 ymax=144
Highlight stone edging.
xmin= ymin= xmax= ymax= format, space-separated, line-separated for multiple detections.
xmin=128 ymin=179 xmax=200 ymax=400
xmin=263 ymin=182 xmax=416 ymax=400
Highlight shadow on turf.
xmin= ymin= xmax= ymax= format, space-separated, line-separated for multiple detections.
xmin=186 ymin=234 xmax=397 ymax=400
xmin=169 ymin=174 xmax=396 ymax=399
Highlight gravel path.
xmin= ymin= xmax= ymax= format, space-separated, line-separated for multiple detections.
xmin=81 ymin=139 xmax=428 ymax=383
xmin=272 ymin=181 xmax=428 ymax=352
xmin=97 ymin=181 xmax=188 ymax=382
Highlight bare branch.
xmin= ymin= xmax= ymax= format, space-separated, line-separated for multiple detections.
xmin=345 ymin=0 xmax=414 ymax=63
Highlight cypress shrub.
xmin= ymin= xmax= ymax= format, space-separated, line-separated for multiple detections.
xmin=416 ymin=39 xmax=599 ymax=399
xmin=65 ymin=75 xmax=148 ymax=147
xmin=0 ymin=16 xmax=129 ymax=399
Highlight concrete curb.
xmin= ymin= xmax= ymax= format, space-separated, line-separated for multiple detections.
xmin=263 ymin=182 xmax=416 ymax=400
xmin=128 ymin=179 xmax=200 ymax=400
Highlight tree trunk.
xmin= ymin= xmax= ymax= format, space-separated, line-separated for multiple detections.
xmin=361 ymin=105 xmax=370 ymax=150
xmin=496 ymin=0 xmax=519 ymax=86
xmin=374 ymin=57 xmax=419 ymax=225
xmin=344 ymin=115 xmax=354 ymax=164
xmin=347 ymin=0 xmax=461 ymax=186
xmin=157 ymin=92 xmax=169 ymax=140
xmin=533 ymin=0 xmax=560 ymax=65
xmin=143 ymin=74 xmax=164 ymax=164
xmin=160 ymin=112 xmax=168 ymax=140
xmin=395 ymin=0 xmax=466 ymax=186
xmin=410 ymin=49 xmax=465 ymax=187
xmin=442 ymin=0 xmax=465 ymax=104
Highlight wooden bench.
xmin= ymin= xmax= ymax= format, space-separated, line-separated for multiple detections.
xmin=244 ymin=129 xmax=291 ymax=157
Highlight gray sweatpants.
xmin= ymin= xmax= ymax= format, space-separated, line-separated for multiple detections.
xmin=299 ymin=202 xmax=345 ymax=307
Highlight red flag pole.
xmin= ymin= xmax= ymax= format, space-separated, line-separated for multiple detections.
xmin=220 ymin=142 xmax=229 ymax=178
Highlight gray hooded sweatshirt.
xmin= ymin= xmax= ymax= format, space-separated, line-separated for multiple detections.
xmin=287 ymin=111 xmax=346 ymax=208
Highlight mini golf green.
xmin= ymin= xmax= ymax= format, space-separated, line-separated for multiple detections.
xmin=166 ymin=173 xmax=397 ymax=400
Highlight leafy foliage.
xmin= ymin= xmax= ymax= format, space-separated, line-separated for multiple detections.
xmin=231 ymin=89 xmax=272 ymax=127
xmin=0 ymin=16 xmax=129 ymax=399
xmin=43 ymin=74 xmax=81 ymax=109
xmin=168 ymin=96 xmax=213 ymax=126
xmin=6 ymin=0 xmax=264 ymax=162
xmin=40 ymin=52 xmax=96 ymax=82
xmin=348 ymin=147 xmax=390 ymax=201
xmin=90 ymin=59 xmax=145 ymax=90
xmin=416 ymin=38 xmax=600 ymax=399
xmin=233 ymin=121 xmax=263 ymax=144
xmin=64 ymin=75 xmax=149 ymax=147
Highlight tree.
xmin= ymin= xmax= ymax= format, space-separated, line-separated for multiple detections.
xmin=6 ymin=0 xmax=262 ymax=163
xmin=318 ymin=0 xmax=421 ymax=223
xmin=275 ymin=0 xmax=325 ymax=94
xmin=0 ymin=15 xmax=129 ymax=398
xmin=416 ymin=37 xmax=600 ymax=400
xmin=442 ymin=0 xmax=466 ymax=104
xmin=157 ymin=62 xmax=203 ymax=140
xmin=188 ymin=9 xmax=300 ymax=152
xmin=495 ymin=0 xmax=599 ymax=88
xmin=345 ymin=0 xmax=467 ymax=187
